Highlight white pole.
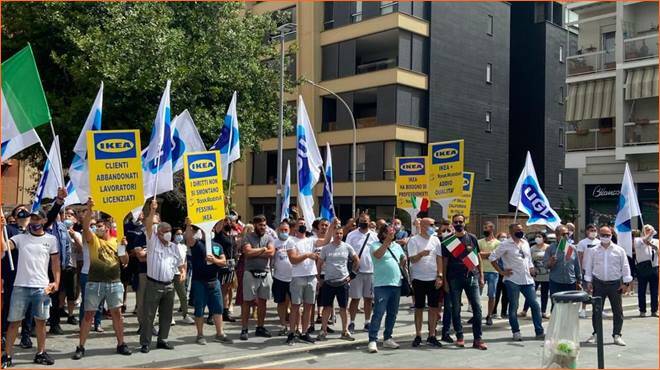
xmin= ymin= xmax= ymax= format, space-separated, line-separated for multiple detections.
xmin=3 ymin=225 xmax=14 ymax=271
xmin=152 ymin=144 xmax=162 ymax=201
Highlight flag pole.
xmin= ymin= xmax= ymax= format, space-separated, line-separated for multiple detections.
xmin=37 ymin=137 xmax=63 ymax=189
xmin=226 ymin=162 xmax=234 ymax=214
xmin=3 ymin=225 xmax=14 ymax=271
xmin=48 ymin=120 xmax=65 ymax=187
xmin=152 ymin=144 xmax=162 ymax=201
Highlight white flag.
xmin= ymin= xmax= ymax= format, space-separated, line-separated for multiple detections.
xmin=143 ymin=80 xmax=174 ymax=199
xmin=31 ymin=137 xmax=63 ymax=212
xmin=615 ymin=163 xmax=642 ymax=257
xmin=296 ymin=95 xmax=323 ymax=230
xmin=171 ymin=110 xmax=206 ymax=172
xmin=210 ymin=91 xmax=240 ymax=180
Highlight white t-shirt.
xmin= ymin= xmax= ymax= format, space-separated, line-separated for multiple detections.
xmin=406 ymin=234 xmax=442 ymax=281
xmin=81 ymin=239 xmax=91 ymax=274
xmin=69 ymin=230 xmax=83 ymax=267
xmin=577 ymin=237 xmax=600 ymax=253
xmin=289 ymin=237 xmax=318 ymax=277
xmin=176 ymin=243 xmax=188 ymax=272
xmin=273 ymin=237 xmax=295 ymax=282
xmin=10 ymin=233 xmax=59 ymax=288
xmin=345 ymin=229 xmax=378 ymax=273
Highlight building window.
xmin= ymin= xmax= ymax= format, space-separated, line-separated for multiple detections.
xmin=487 ymin=15 xmax=494 ymax=36
xmin=558 ymin=170 xmax=564 ymax=188
xmin=352 ymin=1 xmax=363 ymax=23
xmin=486 ymin=63 xmax=492 ymax=84
xmin=485 ymin=159 xmax=492 ymax=181
xmin=559 ymin=127 xmax=565 ymax=147
xmin=381 ymin=1 xmax=398 ymax=15
xmin=559 ymin=86 xmax=565 ymax=104
xmin=323 ymin=2 xmax=334 ymax=30
xmin=485 ymin=111 xmax=492 ymax=132
xmin=559 ymin=45 xmax=564 ymax=63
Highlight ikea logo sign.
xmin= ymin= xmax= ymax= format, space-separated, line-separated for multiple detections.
xmin=190 ymin=159 xmax=215 ymax=173
xmin=463 ymin=177 xmax=470 ymax=187
xmin=187 ymin=153 xmax=218 ymax=179
xmin=433 ymin=148 xmax=458 ymax=160
xmin=398 ymin=158 xmax=425 ymax=176
xmin=430 ymin=142 xmax=461 ymax=165
xmin=97 ymin=139 xmax=134 ymax=153
xmin=93 ymin=132 xmax=137 ymax=160
xmin=400 ymin=162 xmax=424 ymax=172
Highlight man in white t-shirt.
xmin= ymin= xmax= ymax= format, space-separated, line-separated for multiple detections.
xmin=345 ymin=213 xmax=379 ymax=334
xmin=272 ymin=220 xmax=295 ymax=336
xmin=407 ymin=218 xmax=444 ymax=348
xmin=1 ymin=210 xmax=61 ymax=367
xmin=577 ymin=224 xmax=599 ymax=318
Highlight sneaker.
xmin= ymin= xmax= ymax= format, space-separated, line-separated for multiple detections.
xmin=455 ymin=338 xmax=465 ymax=347
xmin=652 ymin=312 xmax=659 ymax=317
xmin=196 ymin=336 xmax=207 ymax=345
xmin=223 ymin=311 xmax=237 ymax=323
xmin=466 ymin=317 xmax=474 ymax=324
xmin=585 ymin=335 xmax=596 ymax=344
xmin=152 ymin=328 xmax=159 ymax=337
xmin=340 ymin=332 xmax=355 ymax=341
xmin=307 ymin=324 xmax=315 ymax=334
xmin=512 ymin=332 xmax=522 ymax=341
xmin=472 ymin=340 xmax=488 ymax=350
xmin=363 ymin=323 xmax=370 ymax=332
xmin=299 ymin=333 xmax=316 ymax=344
xmin=412 ymin=335 xmax=422 ymax=347
xmin=286 ymin=332 xmax=295 ymax=345
xmin=315 ymin=316 xmax=323 ymax=324
xmin=140 ymin=345 xmax=150 ymax=353
xmin=426 ymin=336 xmax=442 ymax=348
xmin=48 ymin=325 xmax=64 ymax=335
xmin=255 ymin=326 xmax=272 ymax=338
xmin=182 ymin=316 xmax=195 ymax=325
xmin=486 ymin=316 xmax=493 ymax=326
xmin=517 ymin=311 xmax=527 ymax=318
xmin=33 ymin=352 xmax=55 ymax=366
xmin=214 ymin=334 xmax=234 ymax=344
xmin=602 ymin=311 xmax=611 ymax=318
xmin=19 ymin=337 xmax=33 ymax=349
xmin=93 ymin=324 xmax=104 ymax=333
xmin=240 ymin=329 xmax=249 ymax=341
xmin=2 ymin=354 xmax=12 ymax=368
xmin=116 ymin=343 xmax=132 ymax=355
xmin=156 ymin=340 xmax=174 ymax=350
xmin=72 ymin=346 xmax=85 ymax=360
xmin=326 ymin=326 xmax=335 ymax=334
xmin=535 ymin=333 xmax=545 ymax=340
xmin=579 ymin=309 xmax=587 ymax=319
xmin=613 ymin=335 xmax=626 ymax=346
xmin=383 ymin=338 xmax=400 ymax=349
xmin=277 ymin=327 xmax=288 ymax=336
xmin=316 ymin=332 xmax=327 ymax=341
xmin=542 ymin=313 xmax=551 ymax=320
xmin=368 ymin=341 xmax=378 ymax=353
xmin=347 ymin=322 xmax=355 ymax=334
xmin=67 ymin=316 xmax=78 ymax=325
xmin=440 ymin=334 xmax=454 ymax=343
xmin=640 ymin=311 xmax=647 ymax=317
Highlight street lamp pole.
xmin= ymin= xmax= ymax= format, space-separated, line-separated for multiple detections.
xmin=302 ymin=78 xmax=357 ymax=218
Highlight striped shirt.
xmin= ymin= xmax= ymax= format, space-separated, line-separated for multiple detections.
xmin=146 ymin=225 xmax=183 ymax=283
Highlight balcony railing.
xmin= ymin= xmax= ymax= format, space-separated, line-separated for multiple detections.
xmin=567 ymin=49 xmax=616 ymax=76
xmin=624 ymin=34 xmax=659 ymax=62
xmin=624 ymin=120 xmax=659 ymax=145
xmin=356 ymin=58 xmax=397 ymax=74
xmin=566 ymin=127 xmax=616 ymax=151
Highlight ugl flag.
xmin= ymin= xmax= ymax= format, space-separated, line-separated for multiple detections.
xmin=1 ymin=44 xmax=50 ymax=160
xmin=442 ymin=234 xmax=479 ymax=270
xmin=171 ymin=110 xmax=206 ymax=172
xmin=281 ymin=160 xmax=291 ymax=222
xmin=68 ymin=82 xmax=103 ymax=202
xmin=510 ymin=151 xmax=561 ymax=230
xmin=143 ymin=80 xmax=173 ymax=199
xmin=31 ymin=137 xmax=63 ymax=212
xmin=320 ymin=143 xmax=335 ymax=220
xmin=210 ymin=91 xmax=240 ymax=180
xmin=615 ymin=163 xmax=641 ymax=257
xmin=296 ymin=95 xmax=323 ymax=229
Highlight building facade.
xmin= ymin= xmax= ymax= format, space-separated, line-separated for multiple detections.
xmin=564 ymin=1 xmax=658 ymax=230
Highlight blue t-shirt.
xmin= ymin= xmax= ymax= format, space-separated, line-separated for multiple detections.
xmin=371 ymin=241 xmax=405 ymax=287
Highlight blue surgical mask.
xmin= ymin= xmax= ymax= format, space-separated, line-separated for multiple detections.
xmin=174 ymin=235 xmax=184 ymax=244
xmin=29 ymin=223 xmax=43 ymax=233
xmin=63 ymin=219 xmax=74 ymax=229
xmin=90 ymin=225 xmax=97 ymax=233
xmin=278 ymin=232 xmax=289 ymax=241
xmin=427 ymin=227 xmax=436 ymax=236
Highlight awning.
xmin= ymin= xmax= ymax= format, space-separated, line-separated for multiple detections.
xmin=625 ymin=66 xmax=659 ymax=100
xmin=565 ymin=78 xmax=615 ymax=121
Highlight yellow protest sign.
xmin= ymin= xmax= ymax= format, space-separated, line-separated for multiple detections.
xmin=447 ymin=172 xmax=475 ymax=223
xmin=395 ymin=156 xmax=429 ymax=209
xmin=428 ymin=140 xmax=464 ymax=201
xmin=183 ymin=151 xmax=226 ymax=225
xmin=87 ymin=130 xmax=144 ymax=240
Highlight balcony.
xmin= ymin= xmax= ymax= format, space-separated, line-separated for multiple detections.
xmin=624 ymin=34 xmax=659 ymax=62
xmin=566 ymin=125 xmax=615 ymax=152
xmin=324 ymin=1 xmax=429 ymax=31
xmin=567 ymin=49 xmax=616 ymax=76
xmin=624 ymin=120 xmax=659 ymax=146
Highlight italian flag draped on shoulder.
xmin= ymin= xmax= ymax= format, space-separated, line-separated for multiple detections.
xmin=442 ymin=233 xmax=479 ymax=270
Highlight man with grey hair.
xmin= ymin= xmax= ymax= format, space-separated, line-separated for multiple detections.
xmin=139 ymin=199 xmax=186 ymax=353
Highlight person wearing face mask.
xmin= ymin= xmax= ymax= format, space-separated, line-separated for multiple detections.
xmin=583 ymin=226 xmax=632 ymax=346
xmin=544 ymin=225 xmax=582 ymax=313
xmin=172 ymin=228 xmax=193 ymax=325
xmin=576 ymin=224 xmax=599 ymax=318
xmin=136 ymin=199 xmax=185 ymax=353
xmin=477 ymin=221 xmax=500 ymax=326
xmin=272 ymin=220 xmax=295 ymax=337
xmin=489 ymin=223 xmax=544 ymax=342
xmin=634 ymin=224 xmax=659 ymax=317
xmin=56 ymin=209 xmax=82 ymax=327
xmin=72 ymin=198 xmax=131 ymax=360
xmin=64 ymin=208 xmax=83 ymax=325
xmin=493 ymin=232 xmax=510 ymax=321
xmin=345 ymin=213 xmax=379 ymax=335
xmin=213 ymin=218 xmax=238 ymax=323
xmin=520 ymin=232 xmax=550 ymax=319
xmin=125 ymin=212 xmax=148 ymax=331
xmin=77 ymin=217 xmax=104 ymax=333
xmin=1 ymin=209 xmax=61 ymax=367
xmin=392 ymin=218 xmax=409 ymax=246
xmin=566 ymin=223 xmax=576 ymax=244
xmin=437 ymin=219 xmax=458 ymax=344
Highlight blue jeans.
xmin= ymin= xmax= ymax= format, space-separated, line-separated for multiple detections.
xmin=7 ymin=287 xmax=51 ymax=322
xmin=483 ymin=272 xmax=499 ymax=299
xmin=368 ymin=286 xmax=400 ymax=342
xmin=79 ymin=273 xmax=102 ymax=326
xmin=505 ymin=280 xmax=543 ymax=335
xmin=441 ymin=291 xmax=453 ymax=337
xmin=191 ymin=279 xmax=224 ymax=317
xmin=449 ymin=275 xmax=482 ymax=340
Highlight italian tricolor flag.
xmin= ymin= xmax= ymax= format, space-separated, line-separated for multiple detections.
xmin=556 ymin=238 xmax=575 ymax=261
xmin=442 ymin=234 xmax=479 ymax=270
xmin=1 ymin=44 xmax=50 ymax=160
xmin=410 ymin=196 xmax=430 ymax=212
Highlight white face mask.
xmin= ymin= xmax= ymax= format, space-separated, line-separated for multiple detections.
xmin=535 ymin=237 xmax=544 ymax=245
xmin=162 ymin=232 xmax=172 ymax=242
xmin=600 ymin=236 xmax=611 ymax=244
xmin=193 ymin=230 xmax=203 ymax=240
xmin=499 ymin=238 xmax=507 ymax=242
xmin=441 ymin=231 xmax=452 ymax=239
xmin=588 ymin=231 xmax=597 ymax=239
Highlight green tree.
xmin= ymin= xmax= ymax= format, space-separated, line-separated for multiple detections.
xmin=2 ymin=1 xmax=296 ymax=169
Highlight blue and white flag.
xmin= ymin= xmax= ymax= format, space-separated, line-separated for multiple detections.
xmin=171 ymin=110 xmax=206 ymax=172
xmin=210 ymin=91 xmax=240 ymax=180
xmin=509 ymin=151 xmax=561 ymax=230
xmin=143 ymin=80 xmax=173 ymax=199
xmin=63 ymin=180 xmax=81 ymax=207
xmin=320 ymin=143 xmax=335 ymax=221
xmin=296 ymin=95 xmax=323 ymax=229
xmin=615 ymin=163 xmax=641 ymax=257
xmin=68 ymin=82 xmax=103 ymax=202
xmin=31 ymin=137 xmax=63 ymax=212
xmin=281 ymin=160 xmax=291 ymax=222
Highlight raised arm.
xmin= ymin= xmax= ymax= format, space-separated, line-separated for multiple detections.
xmin=82 ymin=198 xmax=95 ymax=243
xmin=45 ymin=187 xmax=67 ymax=229
xmin=145 ymin=199 xmax=158 ymax=239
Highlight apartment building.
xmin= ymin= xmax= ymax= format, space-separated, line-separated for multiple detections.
xmin=564 ymin=1 xmax=658 ymax=230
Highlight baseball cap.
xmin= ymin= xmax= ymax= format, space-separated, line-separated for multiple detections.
xmin=30 ymin=210 xmax=47 ymax=219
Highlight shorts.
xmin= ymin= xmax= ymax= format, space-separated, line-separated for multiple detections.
xmin=8 ymin=287 xmax=51 ymax=322
xmin=85 ymin=281 xmax=124 ymax=311
xmin=484 ymin=272 xmax=499 ymax=299
xmin=320 ymin=283 xmax=349 ymax=308
xmin=349 ymin=272 xmax=373 ymax=299
xmin=290 ymin=276 xmax=317 ymax=305
xmin=60 ymin=268 xmax=77 ymax=300
xmin=272 ymin=278 xmax=291 ymax=304
xmin=412 ymin=279 xmax=440 ymax=309
xmin=219 ymin=269 xmax=236 ymax=286
xmin=192 ymin=279 xmax=223 ymax=317
xmin=243 ymin=271 xmax=273 ymax=302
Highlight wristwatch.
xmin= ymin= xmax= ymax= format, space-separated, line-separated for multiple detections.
xmin=436 ymin=274 xmax=443 ymax=279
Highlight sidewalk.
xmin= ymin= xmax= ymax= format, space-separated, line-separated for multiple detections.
xmin=8 ymin=292 xmax=650 ymax=368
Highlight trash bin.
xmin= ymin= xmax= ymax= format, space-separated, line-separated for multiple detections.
xmin=542 ymin=291 xmax=590 ymax=369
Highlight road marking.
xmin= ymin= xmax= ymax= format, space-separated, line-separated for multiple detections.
xmin=245 ymin=351 xmax=346 ymax=369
